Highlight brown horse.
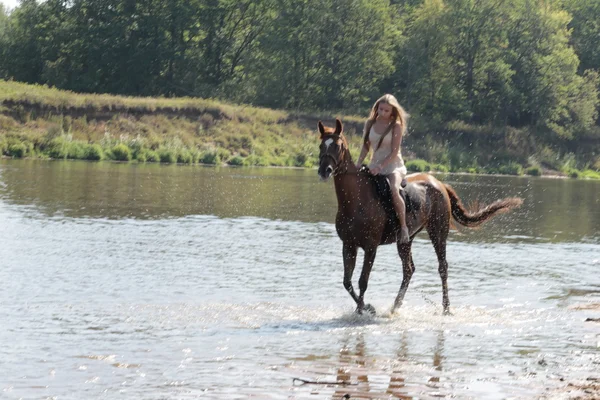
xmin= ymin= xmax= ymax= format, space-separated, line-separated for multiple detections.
xmin=317 ymin=118 xmax=522 ymax=315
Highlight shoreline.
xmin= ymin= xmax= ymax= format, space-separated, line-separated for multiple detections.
xmin=0 ymin=155 xmax=590 ymax=180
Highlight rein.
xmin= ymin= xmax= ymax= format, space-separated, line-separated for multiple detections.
xmin=319 ymin=150 xmax=369 ymax=177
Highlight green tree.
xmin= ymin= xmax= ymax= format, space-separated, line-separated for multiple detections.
xmin=444 ymin=0 xmax=514 ymax=124
xmin=2 ymin=0 xmax=48 ymax=84
xmin=193 ymin=0 xmax=275 ymax=98
xmin=390 ymin=0 xmax=456 ymax=122
xmin=507 ymin=0 xmax=598 ymax=138
xmin=564 ymin=0 xmax=600 ymax=74
xmin=250 ymin=0 xmax=395 ymax=110
xmin=0 ymin=4 xmax=8 ymax=78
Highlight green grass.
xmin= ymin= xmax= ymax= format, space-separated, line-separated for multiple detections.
xmin=581 ymin=169 xmax=600 ymax=179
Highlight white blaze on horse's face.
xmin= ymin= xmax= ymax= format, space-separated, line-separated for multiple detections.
xmin=324 ymin=138 xmax=334 ymax=150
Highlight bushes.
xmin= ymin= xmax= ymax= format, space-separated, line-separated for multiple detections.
xmin=431 ymin=163 xmax=449 ymax=172
xmin=581 ymin=170 xmax=600 ymax=180
xmin=8 ymin=143 xmax=27 ymax=158
xmin=67 ymin=142 xmax=86 ymax=159
xmin=242 ymin=154 xmax=269 ymax=166
xmin=177 ymin=150 xmax=194 ymax=164
xmin=498 ymin=162 xmax=523 ymax=176
xmin=406 ymin=159 xmax=430 ymax=172
xmin=111 ymin=143 xmax=132 ymax=161
xmin=84 ymin=144 xmax=103 ymax=161
xmin=525 ymin=165 xmax=542 ymax=176
xmin=146 ymin=150 xmax=160 ymax=162
xmin=200 ymin=148 xmax=231 ymax=165
xmin=228 ymin=155 xmax=245 ymax=166
xmin=159 ymin=148 xmax=178 ymax=163
xmin=47 ymin=137 xmax=70 ymax=159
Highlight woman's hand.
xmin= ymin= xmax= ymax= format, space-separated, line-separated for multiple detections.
xmin=370 ymin=165 xmax=382 ymax=175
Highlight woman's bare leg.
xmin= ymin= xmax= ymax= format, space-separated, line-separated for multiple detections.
xmin=389 ymin=173 xmax=409 ymax=244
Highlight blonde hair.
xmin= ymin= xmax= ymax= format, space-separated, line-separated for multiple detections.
xmin=363 ymin=94 xmax=409 ymax=148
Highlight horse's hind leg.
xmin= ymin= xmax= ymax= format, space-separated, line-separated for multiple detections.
xmin=429 ymin=231 xmax=451 ymax=315
xmin=392 ymin=242 xmax=415 ymax=313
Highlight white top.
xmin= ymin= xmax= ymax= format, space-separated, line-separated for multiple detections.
xmin=368 ymin=126 xmax=406 ymax=176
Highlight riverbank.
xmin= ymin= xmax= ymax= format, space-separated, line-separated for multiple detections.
xmin=1 ymin=80 xmax=599 ymax=179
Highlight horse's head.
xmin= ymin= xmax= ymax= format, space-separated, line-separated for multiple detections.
xmin=317 ymin=118 xmax=349 ymax=180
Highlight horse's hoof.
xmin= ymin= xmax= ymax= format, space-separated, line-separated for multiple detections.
xmin=363 ymin=304 xmax=376 ymax=316
xmin=443 ymin=308 xmax=452 ymax=316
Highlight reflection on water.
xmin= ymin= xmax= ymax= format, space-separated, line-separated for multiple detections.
xmin=327 ymin=330 xmax=446 ymax=400
xmin=0 ymin=159 xmax=330 ymax=221
xmin=0 ymin=159 xmax=598 ymax=399
xmin=0 ymin=159 xmax=599 ymax=243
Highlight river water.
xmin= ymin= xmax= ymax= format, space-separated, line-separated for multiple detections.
xmin=0 ymin=159 xmax=598 ymax=399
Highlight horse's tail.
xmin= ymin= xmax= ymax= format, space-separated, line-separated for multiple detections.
xmin=444 ymin=184 xmax=523 ymax=228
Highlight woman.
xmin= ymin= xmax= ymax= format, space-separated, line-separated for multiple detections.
xmin=355 ymin=94 xmax=410 ymax=243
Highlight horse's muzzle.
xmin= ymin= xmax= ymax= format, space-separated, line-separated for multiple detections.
xmin=318 ymin=165 xmax=334 ymax=180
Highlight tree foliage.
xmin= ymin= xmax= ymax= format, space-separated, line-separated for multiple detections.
xmin=0 ymin=0 xmax=598 ymax=144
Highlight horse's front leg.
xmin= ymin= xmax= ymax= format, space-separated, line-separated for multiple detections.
xmin=342 ymin=242 xmax=361 ymax=308
xmin=357 ymin=247 xmax=378 ymax=314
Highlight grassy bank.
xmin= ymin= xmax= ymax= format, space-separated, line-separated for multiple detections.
xmin=1 ymin=80 xmax=599 ymax=179
xmin=0 ymin=80 xmax=368 ymax=168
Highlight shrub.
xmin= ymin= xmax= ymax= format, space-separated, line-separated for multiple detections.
xmin=525 ymin=166 xmax=542 ymax=176
xmin=568 ymin=168 xmax=581 ymax=179
xmin=84 ymin=144 xmax=103 ymax=161
xmin=190 ymin=149 xmax=201 ymax=163
xmin=67 ymin=142 xmax=86 ymax=159
xmin=136 ymin=150 xmax=148 ymax=163
xmin=200 ymin=150 xmax=219 ymax=165
xmin=159 ymin=148 xmax=177 ymax=163
xmin=111 ymin=143 xmax=132 ymax=161
xmin=431 ymin=163 xmax=449 ymax=173
xmin=243 ymin=154 xmax=269 ymax=166
xmin=177 ymin=150 xmax=193 ymax=164
xmin=201 ymin=148 xmax=230 ymax=165
xmin=217 ymin=148 xmax=231 ymax=163
xmin=581 ymin=170 xmax=600 ymax=180
xmin=294 ymin=152 xmax=309 ymax=167
xmin=146 ymin=150 xmax=160 ymax=162
xmin=498 ymin=162 xmax=523 ymax=176
xmin=47 ymin=137 xmax=69 ymax=159
xmin=406 ymin=159 xmax=430 ymax=172
xmin=228 ymin=155 xmax=245 ymax=166
xmin=8 ymin=142 xmax=26 ymax=158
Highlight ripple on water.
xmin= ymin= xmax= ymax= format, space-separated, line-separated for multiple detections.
xmin=0 ymin=166 xmax=599 ymax=399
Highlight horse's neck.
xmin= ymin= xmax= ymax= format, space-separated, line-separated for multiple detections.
xmin=333 ymin=156 xmax=360 ymax=214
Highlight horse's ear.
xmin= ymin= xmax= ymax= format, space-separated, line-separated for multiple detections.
xmin=335 ymin=118 xmax=343 ymax=135
xmin=318 ymin=121 xmax=326 ymax=137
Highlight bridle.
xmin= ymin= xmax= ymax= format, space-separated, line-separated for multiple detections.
xmin=319 ymin=138 xmax=358 ymax=177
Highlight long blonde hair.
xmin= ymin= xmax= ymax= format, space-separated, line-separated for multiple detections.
xmin=363 ymin=94 xmax=409 ymax=148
